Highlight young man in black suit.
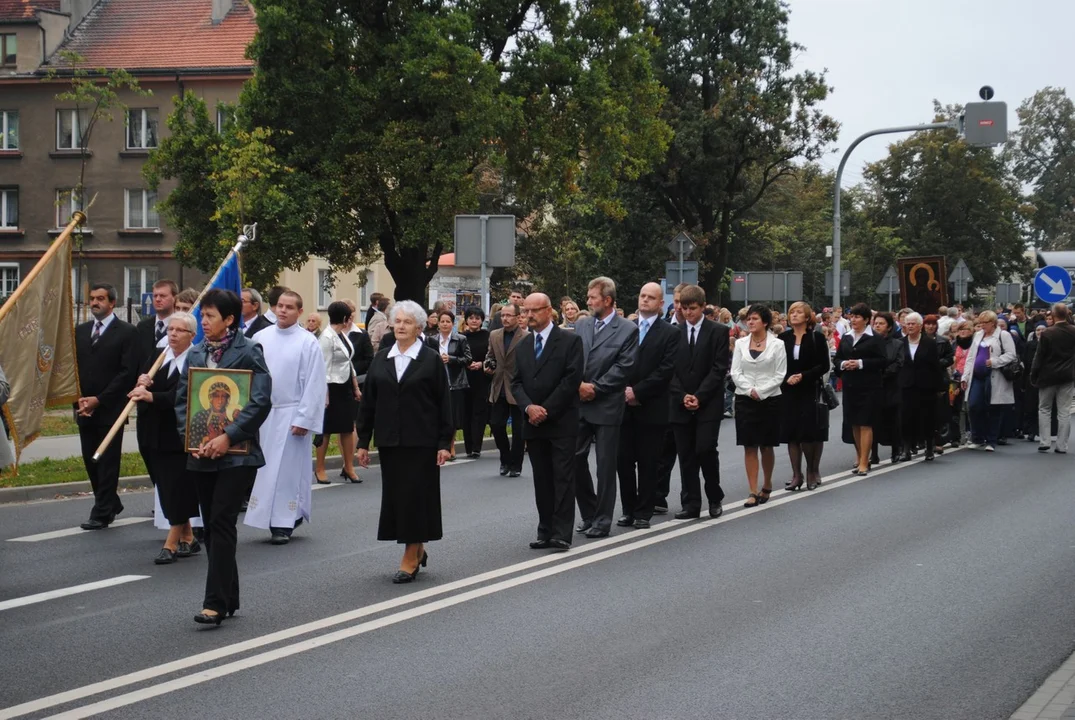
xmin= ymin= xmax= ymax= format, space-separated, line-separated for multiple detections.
xmin=618 ymin=282 xmax=680 ymax=529
xmin=669 ymin=284 xmax=730 ymax=519
xmin=75 ymin=283 xmax=141 ymax=529
xmin=511 ymin=292 xmax=585 ymax=551
xmin=135 ymin=279 xmax=177 ymax=365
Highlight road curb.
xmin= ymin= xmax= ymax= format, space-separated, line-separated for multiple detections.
xmin=0 ymin=436 xmax=498 ymax=505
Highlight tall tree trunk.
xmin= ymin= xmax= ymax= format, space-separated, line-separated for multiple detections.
xmin=380 ymin=233 xmax=443 ymax=304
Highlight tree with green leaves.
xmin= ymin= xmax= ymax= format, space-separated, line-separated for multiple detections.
xmin=639 ymin=0 xmax=838 ymax=300
xmin=1006 ymin=87 xmax=1075 ymax=250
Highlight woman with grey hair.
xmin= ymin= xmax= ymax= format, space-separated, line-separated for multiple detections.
xmin=897 ymin=312 xmax=943 ymax=461
xmin=357 ymin=300 xmax=454 ymax=583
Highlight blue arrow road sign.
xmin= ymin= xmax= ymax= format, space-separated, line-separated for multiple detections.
xmin=1034 ymin=266 xmax=1072 ymax=303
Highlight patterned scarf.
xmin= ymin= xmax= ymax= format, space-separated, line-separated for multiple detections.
xmin=204 ymin=327 xmax=237 ymax=365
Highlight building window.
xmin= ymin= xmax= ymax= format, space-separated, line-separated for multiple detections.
xmin=1 ymin=34 xmax=15 ymax=68
xmin=317 ymin=269 xmax=334 ymax=309
xmin=0 ymin=188 xmax=17 ymax=228
xmin=124 ymin=266 xmax=158 ymax=304
xmin=124 ymin=189 xmax=159 ymax=229
xmin=126 ymin=108 xmax=159 ymax=150
xmin=56 ymin=109 xmax=86 ymax=150
xmin=216 ymin=105 xmax=235 ymax=133
xmin=1 ymin=111 xmax=16 ymax=150
xmin=0 ymin=264 xmax=18 ymax=296
xmin=56 ymin=188 xmax=83 ymax=228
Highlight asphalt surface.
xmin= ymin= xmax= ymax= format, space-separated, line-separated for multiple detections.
xmin=2 ymin=410 xmax=1074 ymax=719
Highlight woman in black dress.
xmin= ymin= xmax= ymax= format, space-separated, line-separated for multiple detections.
xmin=460 ymin=306 xmax=490 ymax=459
xmin=357 ymin=300 xmax=453 ymax=583
xmin=427 ymin=310 xmax=471 ymax=460
xmin=833 ymin=303 xmax=887 ymax=476
xmin=870 ymin=312 xmax=904 ymax=464
xmin=129 ymin=311 xmax=201 ymax=564
xmin=780 ymin=302 xmax=831 ymax=491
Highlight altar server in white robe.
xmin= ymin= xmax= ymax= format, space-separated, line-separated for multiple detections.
xmin=244 ymin=291 xmax=326 ymax=544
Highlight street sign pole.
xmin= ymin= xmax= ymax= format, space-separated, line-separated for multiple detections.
xmin=480 ymin=215 xmax=489 ymax=312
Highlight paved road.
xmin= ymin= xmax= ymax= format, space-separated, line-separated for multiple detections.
xmin=1 ymin=413 xmax=1074 ymax=719
xmin=16 ymin=431 xmax=138 ymax=464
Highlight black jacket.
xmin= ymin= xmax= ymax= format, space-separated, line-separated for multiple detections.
xmin=357 ymin=342 xmax=454 ymax=451
xmin=897 ymin=335 xmax=942 ymax=392
xmin=426 ymin=332 xmax=472 ymax=391
xmin=511 ymin=325 xmax=585 ymax=439
xmin=832 ymin=332 xmax=887 ymax=391
xmin=135 ymin=362 xmax=184 ymax=452
xmin=348 ymin=330 xmax=374 ymax=382
xmin=74 ymin=317 xmax=140 ymax=428
xmin=668 ymin=319 xmax=731 ymax=425
xmin=779 ymin=328 xmax=830 ymax=391
xmin=244 ymin=313 xmax=273 ymax=339
xmin=1031 ymin=322 xmax=1075 ymax=388
xmin=135 ymin=316 xmax=167 ymax=368
xmin=624 ymin=317 xmax=679 ymax=426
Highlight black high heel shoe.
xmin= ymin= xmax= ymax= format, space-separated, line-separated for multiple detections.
xmin=194 ymin=610 xmax=223 ymax=626
xmin=392 ymin=552 xmax=428 ymax=584
xmin=785 ymin=474 xmax=804 ymax=492
xmin=340 ymin=470 xmax=362 ymax=483
xmin=757 ymin=488 xmax=772 ymax=505
xmin=807 ymin=472 xmax=822 ymax=491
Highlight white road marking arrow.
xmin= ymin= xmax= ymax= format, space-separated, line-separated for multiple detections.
xmin=1042 ymin=272 xmax=1068 ymax=296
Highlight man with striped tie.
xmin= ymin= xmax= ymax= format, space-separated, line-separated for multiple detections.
xmin=75 ymin=283 xmax=140 ymax=530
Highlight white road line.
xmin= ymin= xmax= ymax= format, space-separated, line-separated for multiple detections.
xmin=0 ymin=576 xmax=150 ymax=613
xmin=1 ymin=451 xmax=955 ymax=720
xmin=6 ymin=517 xmax=152 ymax=543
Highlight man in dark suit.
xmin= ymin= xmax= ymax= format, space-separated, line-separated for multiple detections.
xmin=242 ymin=287 xmax=274 ymax=338
xmin=655 ymin=283 xmax=687 ymax=513
xmin=75 ymin=283 xmax=140 ymax=529
xmin=486 ymin=302 xmax=528 ymax=476
xmin=573 ymin=277 xmax=638 ymax=538
xmin=135 ymin=279 xmax=177 ymax=365
xmin=669 ymin=284 xmax=729 ymax=519
xmin=618 ymin=282 xmax=679 ymax=529
xmin=511 ymin=293 xmax=584 ymax=551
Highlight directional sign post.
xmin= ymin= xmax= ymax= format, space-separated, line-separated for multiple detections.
xmin=875 ymin=266 xmax=899 ymax=311
xmin=948 ymin=259 xmax=973 ymax=303
xmin=1034 ymin=265 xmax=1073 ymax=304
xmin=994 ymin=283 xmax=1023 ymax=307
xmin=664 ymin=261 xmax=699 ymax=287
xmin=668 ymin=232 xmax=697 ymax=288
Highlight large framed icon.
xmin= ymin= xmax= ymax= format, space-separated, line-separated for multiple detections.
xmin=184 ymin=368 xmax=253 ymax=455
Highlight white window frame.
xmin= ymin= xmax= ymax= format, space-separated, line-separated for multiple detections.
xmin=1 ymin=110 xmax=17 ymax=150
xmin=216 ymin=106 xmax=234 ymax=133
xmin=56 ymin=188 xmax=83 ymax=228
xmin=56 ymin=109 xmax=84 ymax=150
xmin=0 ymin=187 xmax=17 ymax=228
xmin=126 ymin=108 xmax=159 ymax=150
xmin=0 ymin=263 xmax=19 ymax=296
xmin=124 ymin=189 xmax=159 ymax=229
xmin=317 ymin=269 xmax=334 ymax=310
xmin=123 ymin=266 xmax=159 ymax=304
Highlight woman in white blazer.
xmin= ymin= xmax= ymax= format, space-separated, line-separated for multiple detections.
xmin=315 ymin=301 xmax=363 ymax=483
xmin=731 ymin=304 xmax=788 ymax=508
xmin=962 ymin=310 xmax=1018 ymax=451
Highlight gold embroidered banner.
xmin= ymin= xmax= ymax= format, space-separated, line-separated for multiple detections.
xmin=0 ymin=216 xmax=82 ymax=466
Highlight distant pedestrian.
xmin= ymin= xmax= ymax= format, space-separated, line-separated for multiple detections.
xmin=485 ymin=302 xmax=528 ymax=477
xmin=461 ymin=307 xmax=491 ymax=459
xmin=427 ymin=310 xmax=472 ymax=461
xmin=833 ymin=303 xmax=886 ymax=476
xmin=780 ymin=302 xmax=830 ymax=491
xmin=962 ymin=311 xmax=1018 ymax=451
xmin=1031 ymin=303 xmax=1075 ymax=453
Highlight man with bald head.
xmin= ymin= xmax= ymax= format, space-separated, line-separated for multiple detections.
xmin=616 ymin=282 xmax=681 ymax=528
xmin=511 ymin=292 xmax=585 ymax=550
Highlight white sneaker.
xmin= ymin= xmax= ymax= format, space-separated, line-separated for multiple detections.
xmin=985 ymin=445 xmax=996 ymax=452
xmin=966 ymin=443 xmax=981 ymax=450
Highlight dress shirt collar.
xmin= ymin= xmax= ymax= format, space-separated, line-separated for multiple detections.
xmin=163 ymin=346 xmax=190 ymax=375
xmin=93 ymin=313 xmax=116 ymax=332
xmin=534 ymin=322 xmax=553 ymax=346
xmin=685 ymin=317 xmax=703 ymax=334
xmin=388 ymin=340 xmax=423 ymax=361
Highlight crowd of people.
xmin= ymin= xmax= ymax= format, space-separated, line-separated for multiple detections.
xmin=5 ymin=274 xmax=1071 ymax=628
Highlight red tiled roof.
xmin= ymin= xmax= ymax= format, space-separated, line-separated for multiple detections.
xmin=50 ymin=0 xmax=256 ymax=71
xmin=0 ymin=0 xmax=60 ymax=21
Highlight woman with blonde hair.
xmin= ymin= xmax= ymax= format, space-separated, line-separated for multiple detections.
xmin=962 ymin=310 xmax=1018 ymax=451
xmin=779 ymin=302 xmax=830 ymax=491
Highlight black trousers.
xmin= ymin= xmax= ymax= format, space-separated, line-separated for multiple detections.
xmin=900 ymin=387 xmax=936 ymax=449
xmin=527 ymin=436 xmax=576 ymax=544
xmin=654 ymin=426 xmax=677 ymax=506
xmin=195 ymin=466 xmax=256 ymax=615
xmin=673 ymin=419 xmax=724 ymax=512
xmin=79 ymin=422 xmax=124 ymax=522
xmin=462 ymin=379 xmax=491 ymax=455
xmin=618 ymin=416 xmax=665 ymax=521
xmin=574 ymin=420 xmax=620 ymax=532
xmin=490 ymin=396 xmax=524 ymax=471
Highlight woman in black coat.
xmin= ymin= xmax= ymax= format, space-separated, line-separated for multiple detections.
xmin=460 ymin=306 xmax=491 ymax=459
xmin=358 ymin=301 xmax=454 ymax=584
xmin=129 ymin=312 xmax=201 ymax=565
xmin=897 ymin=313 xmax=942 ymax=461
xmin=869 ymin=312 xmax=904 ymax=464
xmin=833 ymin=303 xmax=887 ymax=475
xmin=924 ymin=314 xmax=954 ymax=452
xmin=779 ymin=302 xmax=830 ymax=491
xmin=426 ymin=310 xmax=472 ymax=460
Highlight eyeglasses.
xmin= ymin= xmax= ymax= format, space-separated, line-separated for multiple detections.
xmin=167 ymin=328 xmax=193 ymax=334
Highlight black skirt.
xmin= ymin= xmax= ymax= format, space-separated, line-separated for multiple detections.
xmin=151 ymin=451 xmax=200 ymax=526
xmin=735 ymin=395 xmax=781 ymax=447
xmin=377 ymin=446 xmax=443 ymax=544
xmin=842 ymin=386 xmax=881 ymax=428
xmin=780 ymin=383 xmax=828 ymax=443
xmin=449 ymin=389 xmax=466 ymax=431
xmin=323 ymin=382 xmax=356 ymax=435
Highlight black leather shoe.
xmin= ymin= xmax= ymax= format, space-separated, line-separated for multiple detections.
xmin=584 ymin=527 xmax=609 ymax=538
xmin=175 ymin=542 xmax=192 ymax=558
xmin=575 ymin=521 xmax=592 ymax=534
xmin=80 ymin=518 xmax=109 ymax=530
xmin=674 ymin=509 xmax=699 ymax=520
xmin=392 ymin=569 xmax=419 ymax=584
xmin=154 ymin=548 xmax=177 ymax=565
xmin=192 ymin=527 xmax=205 ymax=542
xmin=548 ymin=539 xmax=571 ymax=552
xmin=709 ymin=503 xmax=723 ymax=519
xmin=653 ymin=505 xmax=668 ymax=515
xmin=270 ymin=531 xmax=290 ymax=545
xmin=529 ymin=539 xmax=552 ymax=549
xmin=188 ymin=539 xmax=202 ymax=555
xmin=194 ymin=611 xmax=223 ymax=626
xmin=633 ymin=518 xmax=651 ymax=529
xmin=507 ymin=469 xmax=521 ymax=477
xmin=616 ymin=515 xmax=634 ymax=527
xmin=499 ymin=464 xmax=508 ymax=476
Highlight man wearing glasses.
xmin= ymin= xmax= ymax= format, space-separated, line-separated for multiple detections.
xmin=484 ymin=302 xmax=528 ymax=476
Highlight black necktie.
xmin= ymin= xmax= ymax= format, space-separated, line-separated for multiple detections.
xmin=154 ymin=319 xmax=165 ymax=343
xmin=689 ymin=326 xmax=696 ymax=348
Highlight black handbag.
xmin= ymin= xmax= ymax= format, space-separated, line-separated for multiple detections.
xmin=821 ymin=383 xmax=840 ymax=410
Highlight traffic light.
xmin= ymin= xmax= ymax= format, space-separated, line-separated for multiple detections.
xmin=963 ymin=101 xmax=1007 ymax=147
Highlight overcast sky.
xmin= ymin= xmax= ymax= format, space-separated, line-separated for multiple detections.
xmin=786 ymin=0 xmax=1074 ymax=188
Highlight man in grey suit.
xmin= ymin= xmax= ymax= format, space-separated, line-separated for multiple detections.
xmin=574 ymin=276 xmax=638 ymax=537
